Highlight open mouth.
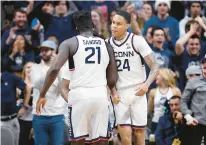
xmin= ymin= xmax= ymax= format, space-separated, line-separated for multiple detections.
xmin=157 ymin=41 xmax=163 ymax=44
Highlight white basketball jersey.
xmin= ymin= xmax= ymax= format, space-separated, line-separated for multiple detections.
xmin=69 ymin=35 xmax=109 ymax=89
xmin=107 ymin=33 xmax=152 ymax=90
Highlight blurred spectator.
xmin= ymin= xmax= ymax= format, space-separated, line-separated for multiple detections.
xmin=148 ymin=68 xmax=181 ymax=134
xmin=41 ymin=1 xmax=54 ymax=15
xmin=30 ymin=40 xmax=67 ymax=145
xmin=74 ymin=0 xmax=117 ymax=22
xmin=185 ymin=64 xmax=202 ymax=80
xmin=175 ymin=22 xmax=206 ymax=91
xmin=179 ymin=1 xmax=206 ymax=37
xmin=155 ymin=96 xmax=184 ymax=145
xmin=1 ymin=71 xmax=26 ymax=145
xmin=1 ymin=9 xmax=32 ymax=56
xmin=150 ymin=26 xmax=175 ymax=69
xmin=143 ymin=0 xmax=179 ymax=51
xmin=184 ymin=20 xmax=206 ymax=57
xmin=18 ymin=62 xmax=35 ymax=145
xmin=30 ymin=0 xmax=77 ymax=44
xmin=91 ymin=8 xmax=109 ymax=39
xmin=145 ymin=26 xmax=153 ymax=47
xmin=126 ymin=4 xmax=142 ymax=35
xmin=181 ymin=55 xmax=206 ymax=145
xmin=3 ymin=35 xmax=35 ymax=78
xmin=137 ymin=3 xmax=154 ymax=31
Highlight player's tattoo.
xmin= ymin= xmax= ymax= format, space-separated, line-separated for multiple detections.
xmin=144 ymin=52 xmax=159 ymax=86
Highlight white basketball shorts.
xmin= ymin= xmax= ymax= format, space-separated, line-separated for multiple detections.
xmin=114 ymin=86 xmax=147 ymax=129
xmin=67 ymin=86 xmax=109 ymax=143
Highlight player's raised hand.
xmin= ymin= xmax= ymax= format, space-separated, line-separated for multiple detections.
xmin=135 ymin=83 xmax=149 ymax=96
xmin=36 ymin=97 xmax=47 ymax=116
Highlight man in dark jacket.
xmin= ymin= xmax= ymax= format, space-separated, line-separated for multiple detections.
xmin=155 ymin=96 xmax=184 ymax=145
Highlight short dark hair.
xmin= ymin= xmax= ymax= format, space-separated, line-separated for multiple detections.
xmin=116 ymin=10 xmax=131 ymax=24
xmin=151 ymin=26 xmax=165 ymax=37
xmin=188 ymin=1 xmax=202 ymax=9
xmin=13 ymin=9 xmax=27 ymax=18
xmin=189 ymin=34 xmax=200 ymax=40
xmin=53 ymin=1 xmax=69 ymax=9
xmin=72 ymin=10 xmax=93 ymax=32
xmin=170 ymin=96 xmax=181 ymax=101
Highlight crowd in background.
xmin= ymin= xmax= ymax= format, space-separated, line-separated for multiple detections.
xmin=1 ymin=0 xmax=206 ymax=145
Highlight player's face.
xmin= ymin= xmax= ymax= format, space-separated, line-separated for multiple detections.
xmin=190 ymin=3 xmax=201 ymax=17
xmin=157 ymin=3 xmax=169 ymax=15
xmin=170 ymin=98 xmax=181 ymax=113
xmin=187 ymin=38 xmax=200 ymax=56
xmin=111 ymin=15 xmax=129 ymax=38
xmin=152 ymin=29 xmax=165 ymax=49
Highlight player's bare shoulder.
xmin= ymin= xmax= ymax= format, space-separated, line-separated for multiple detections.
xmin=59 ymin=36 xmax=79 ymax=57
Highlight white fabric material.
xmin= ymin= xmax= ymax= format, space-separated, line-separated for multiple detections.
xmin=69 ymin=36 xmax=109 ymax=90
xmin=155 ymin=0 xmax=171 ymax=10
xmin=184 ymin=114 xmax=198 ymax=125
xmin=107 ymin=33 xmax=152 ymax=90
xmin=68 ymin=86 xmax=109 ymax=140
xmin=152 ymin=87 xmax=173 ymax=122
xmin=114 ymin=86 xmax=147 ymax=127
xmin=30 ymin=61 xmax=67 ymax=116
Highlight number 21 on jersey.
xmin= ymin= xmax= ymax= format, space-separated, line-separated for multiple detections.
xmin=116 ymin=59 xmax=130 ymax=71
xmin=85 ymin=47 xmax=101 ymax=64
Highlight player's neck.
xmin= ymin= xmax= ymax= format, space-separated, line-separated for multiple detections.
xmin=80 ymin=31 xmax=93 ymax=37
xmin=114 ymin=32 xmax=127 ymax=41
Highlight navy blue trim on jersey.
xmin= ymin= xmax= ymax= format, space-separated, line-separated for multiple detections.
xmin=131 ymin=34 xmax=144 ymax=66
xmin=68 ymin=106 xmax=89 ymax=141
xmin=84 ymin=136 xmax=109 ymax=144
xmin=68 ymin=106 xmax=74 ymax=139
xmin=108 ymin=37 xmax=112 ymax=45
xmin=112 ymin=33 xmax=131 ymax=47
xmin=110 ymin=96 xmax=116 ymax=128
xmin=69 ymin=57 xmax=75 ymax=69
xmin=119 ymin=124 xmax=132 ymax=127
xmin=68 ymin=36 xmax=78 ymax=70
xmin=69 ymin=134 xmax=89 ymax=141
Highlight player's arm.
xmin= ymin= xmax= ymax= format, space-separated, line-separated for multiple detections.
xmin=105 ymin=42 xmax=118 ymax=90
xmin=144 ymin=52 xmax=159 ymax=87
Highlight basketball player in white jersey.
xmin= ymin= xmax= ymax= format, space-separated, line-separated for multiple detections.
xmin=107 ymin=10 xmax=159 ymax=145
xmin=36 ymin=10 xmax=118 ymax=145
